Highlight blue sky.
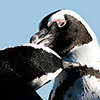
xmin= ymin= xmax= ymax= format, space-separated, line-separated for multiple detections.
xmin=0 ymin=0 xmax=100 ymax=100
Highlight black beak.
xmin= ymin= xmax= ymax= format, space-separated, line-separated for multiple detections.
xmin=30 ymin=28 xmax=48 ymax=44
xmin=30 ymin=28 xmax=54 ymax=47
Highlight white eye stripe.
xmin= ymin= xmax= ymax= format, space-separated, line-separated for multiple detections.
xmin=48 ymin=19 xmax=66 ymax=28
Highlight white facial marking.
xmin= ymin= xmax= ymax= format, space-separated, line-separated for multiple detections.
xmin=48 ymin=19 xmax=66 ymax=28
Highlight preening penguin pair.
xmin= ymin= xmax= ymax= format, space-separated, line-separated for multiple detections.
xmin=30 ymin=9 xmax=100 ymax=100
xmin=1 ymin=9 xmax=100 ymax=100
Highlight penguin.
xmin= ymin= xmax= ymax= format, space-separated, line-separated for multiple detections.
xmin=30 ymin=9 xmax=100 ymax=100
xmin=0 ymin=43 xmax=63 ymax=100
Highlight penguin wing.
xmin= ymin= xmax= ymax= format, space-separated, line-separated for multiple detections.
xmin=0 ymin=43 xmax=63 ymax=100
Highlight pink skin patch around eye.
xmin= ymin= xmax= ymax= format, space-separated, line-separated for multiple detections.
xmin=48 ymin=19 xmax=66 ymax=28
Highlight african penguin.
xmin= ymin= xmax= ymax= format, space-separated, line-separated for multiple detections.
xmin=30 ymin=9 xmax=100 ymax=100
xmin=0 ymin=43 xmax=63 ymax=100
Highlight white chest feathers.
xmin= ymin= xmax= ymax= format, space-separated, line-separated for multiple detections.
xmin=50 ymin=74 xmax=100 ymax=100
xmin=63 ymin=75 xmax=100 ymax=100
xmin=63 ymin=41 xmax=100 ymax=71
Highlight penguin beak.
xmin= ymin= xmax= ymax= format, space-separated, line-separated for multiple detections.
xmin=30 ymin=28 xmax=54 ymax=47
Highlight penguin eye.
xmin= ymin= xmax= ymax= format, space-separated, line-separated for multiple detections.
xmin=59 ymin=21 xmax=66 ymax=27
xmin=48 ymin=19 xmax=66 ymax=28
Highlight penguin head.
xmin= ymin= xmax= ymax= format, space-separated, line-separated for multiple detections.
xmin=30 ymin=9 xmax=98 ymax=57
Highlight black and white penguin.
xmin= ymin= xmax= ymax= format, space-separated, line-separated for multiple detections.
xmin=30 ymin=9 xmax=100 ymax=100
xmin=0 ymin=43 xmax=63 ymax=100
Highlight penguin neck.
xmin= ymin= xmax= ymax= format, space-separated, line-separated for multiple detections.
xmin=62 ymin=40 xmax=100 ymax=70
